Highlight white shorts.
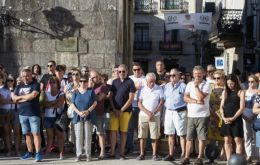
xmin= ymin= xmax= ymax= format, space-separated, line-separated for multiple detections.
xmin=164 ymin=109 xmax=187 ymax=136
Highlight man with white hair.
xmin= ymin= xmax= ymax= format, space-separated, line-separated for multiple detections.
xmin=136 ymin=72 xmax=164 ymax=161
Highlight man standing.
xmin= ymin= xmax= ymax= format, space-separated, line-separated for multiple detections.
xmin=127 ymin=62 xmax=146 ymax=154
xmin=154 ymin=59 xmax=167 ymax=85
xmin=12 ymin=68 xmax=42 ymax=162
xmin=40 ymin=60 xmax=56 ymax=91
xmin=109 ymin=64 xmax=136 ymax=160
xmin=163 ymin=68 xmax=187 ymax=161
xmin=89 ymin=69 xmax=108 ymax=159
xmin=181 ymin=65 xmax=211 ymax=165
xmin=136 ymin=73 xmax=164 ymax=161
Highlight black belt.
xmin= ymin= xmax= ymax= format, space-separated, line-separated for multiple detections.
xmin=168 ymin=107 xmax=186 ymax=112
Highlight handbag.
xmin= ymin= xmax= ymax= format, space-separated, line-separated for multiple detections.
xmin=253 ymin=118 xmax=260 ymax=131
xmin=53 ymin=92 xmax=68 ymax=132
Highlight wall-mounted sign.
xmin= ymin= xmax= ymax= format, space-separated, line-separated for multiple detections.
xmin=55 ymin=37 xmax=78 ymax=52
xmin=215 ymin=56 xmax=225 ymax=69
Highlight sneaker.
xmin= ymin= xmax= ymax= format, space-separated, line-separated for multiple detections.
xmin=163 ymin=154 xmax=175 ymax=161
xmin=86 ymin=157 xmax=91 ymax=162
xmin=180 ymin=158 xmax=190 ymax=165
xmin=152 ymin=154 xmax=161 ymax=161
xmin=75 ymin=156 xmax=81 ymax=162
xmin=120 ymin=155 xmax=126 ymax=160
xmin=35 ymin=152 xmax=42 ymax=162
xmin=20 ymin=152 xmax=34 ymax=160
xmin=193 ymin=158 xmax=203 ymax=165
xmin=136 ymin=154 xmax=145 ymax=160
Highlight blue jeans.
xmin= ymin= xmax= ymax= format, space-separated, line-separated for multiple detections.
xmin=126 ymin=107 xmax=139 ymax=151
xmin=19 ymin=115 xmax=41 ymax=134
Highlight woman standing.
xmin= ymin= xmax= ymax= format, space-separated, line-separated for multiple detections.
xmin=32 ymin=64 xmax=42 ymax=82
xmin=0 ymin=73 xmax=12 ymax=156
xmin=44 ymin=77 xmax=65 ymax=159
xmin=208 ymin=70 xmax=225 ymax=160
xmin=6 ymin=74 xmax=20 ymax=156
xmin=220 ymin=74 xmax=245 ymax=161
xmin=243 ymin=75 xmax=259 ymax=162
xmin=70 ymin=75 xmax=97 ymax=162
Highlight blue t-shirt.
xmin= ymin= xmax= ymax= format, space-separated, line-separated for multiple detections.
xmin=72 ymin=88 xmax=96 ymax=124
xmin=110 ymin=77 xmax=136 ymax=112
xmin=14 ymin=82 xmax=41 ymax=117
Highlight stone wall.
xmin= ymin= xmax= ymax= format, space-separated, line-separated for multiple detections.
xmin=0 ymin=0 xmax=129 ymax=75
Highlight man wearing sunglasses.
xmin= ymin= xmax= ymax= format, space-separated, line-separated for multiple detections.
xmin=126 ymin=62 xmax=146 ymax=154
xmin=40 ymin=60 xmax=56 ymax=91
xmin=109 ymin=64 xmax=136 ymax=160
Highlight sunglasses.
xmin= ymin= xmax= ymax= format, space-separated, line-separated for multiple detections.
xmin=170 ymin=74 xmax=176 ymax=77
xmin=133 ymin=68 xmax=141 ymax=72
xmin=72 ymin=73 xmax=79 ymax=76
xmin=214 ymin=77 xmax=221 ymax=80
xmin=79 ymin=80 xmax=88 ymax=83
xmin=47 ymin=64 xmax=53 ymax=67
xmin=7 ymin=79 xmax=14 ymax=82
xmin=118 ymin=70 xmax=126 ymax=73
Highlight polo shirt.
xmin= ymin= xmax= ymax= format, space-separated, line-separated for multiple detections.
xmin=139 ymin=84 xmax=164 ymax=117
xmin=129 ymin=75 xmax=146 ymax=107
xmin=14 ymin=81 xmax=41 ymax=117
xmin=164 ymin=81 xmax=186 ymax=110
xmin=110 ymin=77 xmax=136 ymax=112
xmin=185 ymin=80 xmax=211 ymax=118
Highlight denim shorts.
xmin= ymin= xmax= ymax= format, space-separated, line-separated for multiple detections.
xmin=44 ymin=117 xmax=56 ymax=129
xmin=19 ymin=115 xmax=41 ymax=134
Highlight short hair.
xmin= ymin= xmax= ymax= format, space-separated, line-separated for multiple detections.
xmin=21 ymin=68 xmax=32 ymax=74
xmin=213 ymin=70 xmax=225 ymax=79
xmin=193 ymin=65 xmax=205 ymax=72
xmin=48 ymin=60 xmax=56 ymax=66
xmin=55 ymin=65 xmax=66 ymax=72
xmin=170 ymin=68 xmax=181 ymax=75
xmin=118 ymin=64 xmax=128 ymax=72
xmin=132 ymin=62 xmax=141 ymax=67
xmin=146 ymin=72 xmax=156 ymax=80
xmin=155 ymin=59 xmax=164 ymax=64
xmin=207 ymin=64 xmax=216 ymax=71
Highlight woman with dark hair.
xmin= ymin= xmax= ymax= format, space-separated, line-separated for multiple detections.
xmin=32 ymin=64 xmax=42 ymax=82
xmin=6 ymin=74 xmax=21 ymax=156
xmin=220 ymin=74 xmax=245 ymax=161
xmin=43 ymin=76 xmax=65 ymax=159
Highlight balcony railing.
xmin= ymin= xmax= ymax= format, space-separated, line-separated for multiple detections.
xmin=160 ymin=0 xmax=181 ymax=10
xmin=159 ymin=41 xmax=182 ymax=52
xmin=218 ymin=9 xmax=243 ymax=34
xmin=135 ymin=0 xmax=152 ymax=12
xmin=134 ymin=41 xmax=152 ymax=51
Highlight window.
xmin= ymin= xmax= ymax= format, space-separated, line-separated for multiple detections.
xmin=205 ymin=2 xmax=215 ymax=14
xmin=164 ymin=26 xmax=178 ymax=42
xmin=135 ymin=0 xmax=152 ymax=11
xmin=161 ymin=0 xmax=181 ymax=10
xmin=134 ymin=23 xmax=151 ymax=50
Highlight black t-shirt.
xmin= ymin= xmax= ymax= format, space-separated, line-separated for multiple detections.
xmin=14 ymin=82 xmax=41 ymax=117
xmin=110 ymin=78 xmax=136 ymax=112
xmin=40 ymin=73 xmax=55 ymax=91
xmin=154 ymin=71 xmax=167 ymax=85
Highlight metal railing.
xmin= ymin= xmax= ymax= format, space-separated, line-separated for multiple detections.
xmin=160 ymin=0 xmax=181 ymax=10
xmin=218 ymin=9 xmax=243 ymax=33
xmin=159 ymin=41 xmax=182 ymax=51
xmin=135 ymin=0 xmax=153 ymax=12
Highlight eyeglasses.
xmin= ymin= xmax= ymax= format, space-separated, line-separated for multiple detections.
xmin=133 ymin=68 xmax=141 ymax=72
xmin=170 ymin=74 xmax=176 ymax=77
xmin=72 ymin=73 xmax=79 ymax=76
xmin=79 ymin=80 xmax=88 ymax=83
xmin=7 ymin=79 xmax=14 ymax=82
xmin=214 ymin=77 xmax=221 ymax=80
xmin=180 ymin=77 xmax=185 ymax=80
xmin=47 ymin=64 xmax=53 ymax=67
xmin=118 ymin=70 xmax=126 ymax=74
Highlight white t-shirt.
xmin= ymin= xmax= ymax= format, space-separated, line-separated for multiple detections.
xmin=129 ymin=75 xmax=146 ymax=107
xmin=0 ymin=86 xmax=11 ymax=110
xmin=139 ymin=84 xmax=164 ymax=117
xmin=44 ymin=91 xmax=64 ymax=118
xmin=185 ymin=80 xmax=211 ymax=117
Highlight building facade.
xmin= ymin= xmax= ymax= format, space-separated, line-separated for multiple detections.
xmin=0 ymin=0 xmax=133 ymax=75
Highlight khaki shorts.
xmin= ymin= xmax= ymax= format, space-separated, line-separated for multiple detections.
xmin=138 ymin=115 xmax=160 ymax=140
xmin=186 ymin=117 xmax=209 ymax=140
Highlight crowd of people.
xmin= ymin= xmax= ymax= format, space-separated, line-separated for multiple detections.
xmin=0 ymin=60 xmax=260 ymax=165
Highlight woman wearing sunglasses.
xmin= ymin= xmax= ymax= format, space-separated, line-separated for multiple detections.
xmin=44 ymin=77 xmax=65 ymax=160
xmin=70 ymin=75 xmax=97 ymax=162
